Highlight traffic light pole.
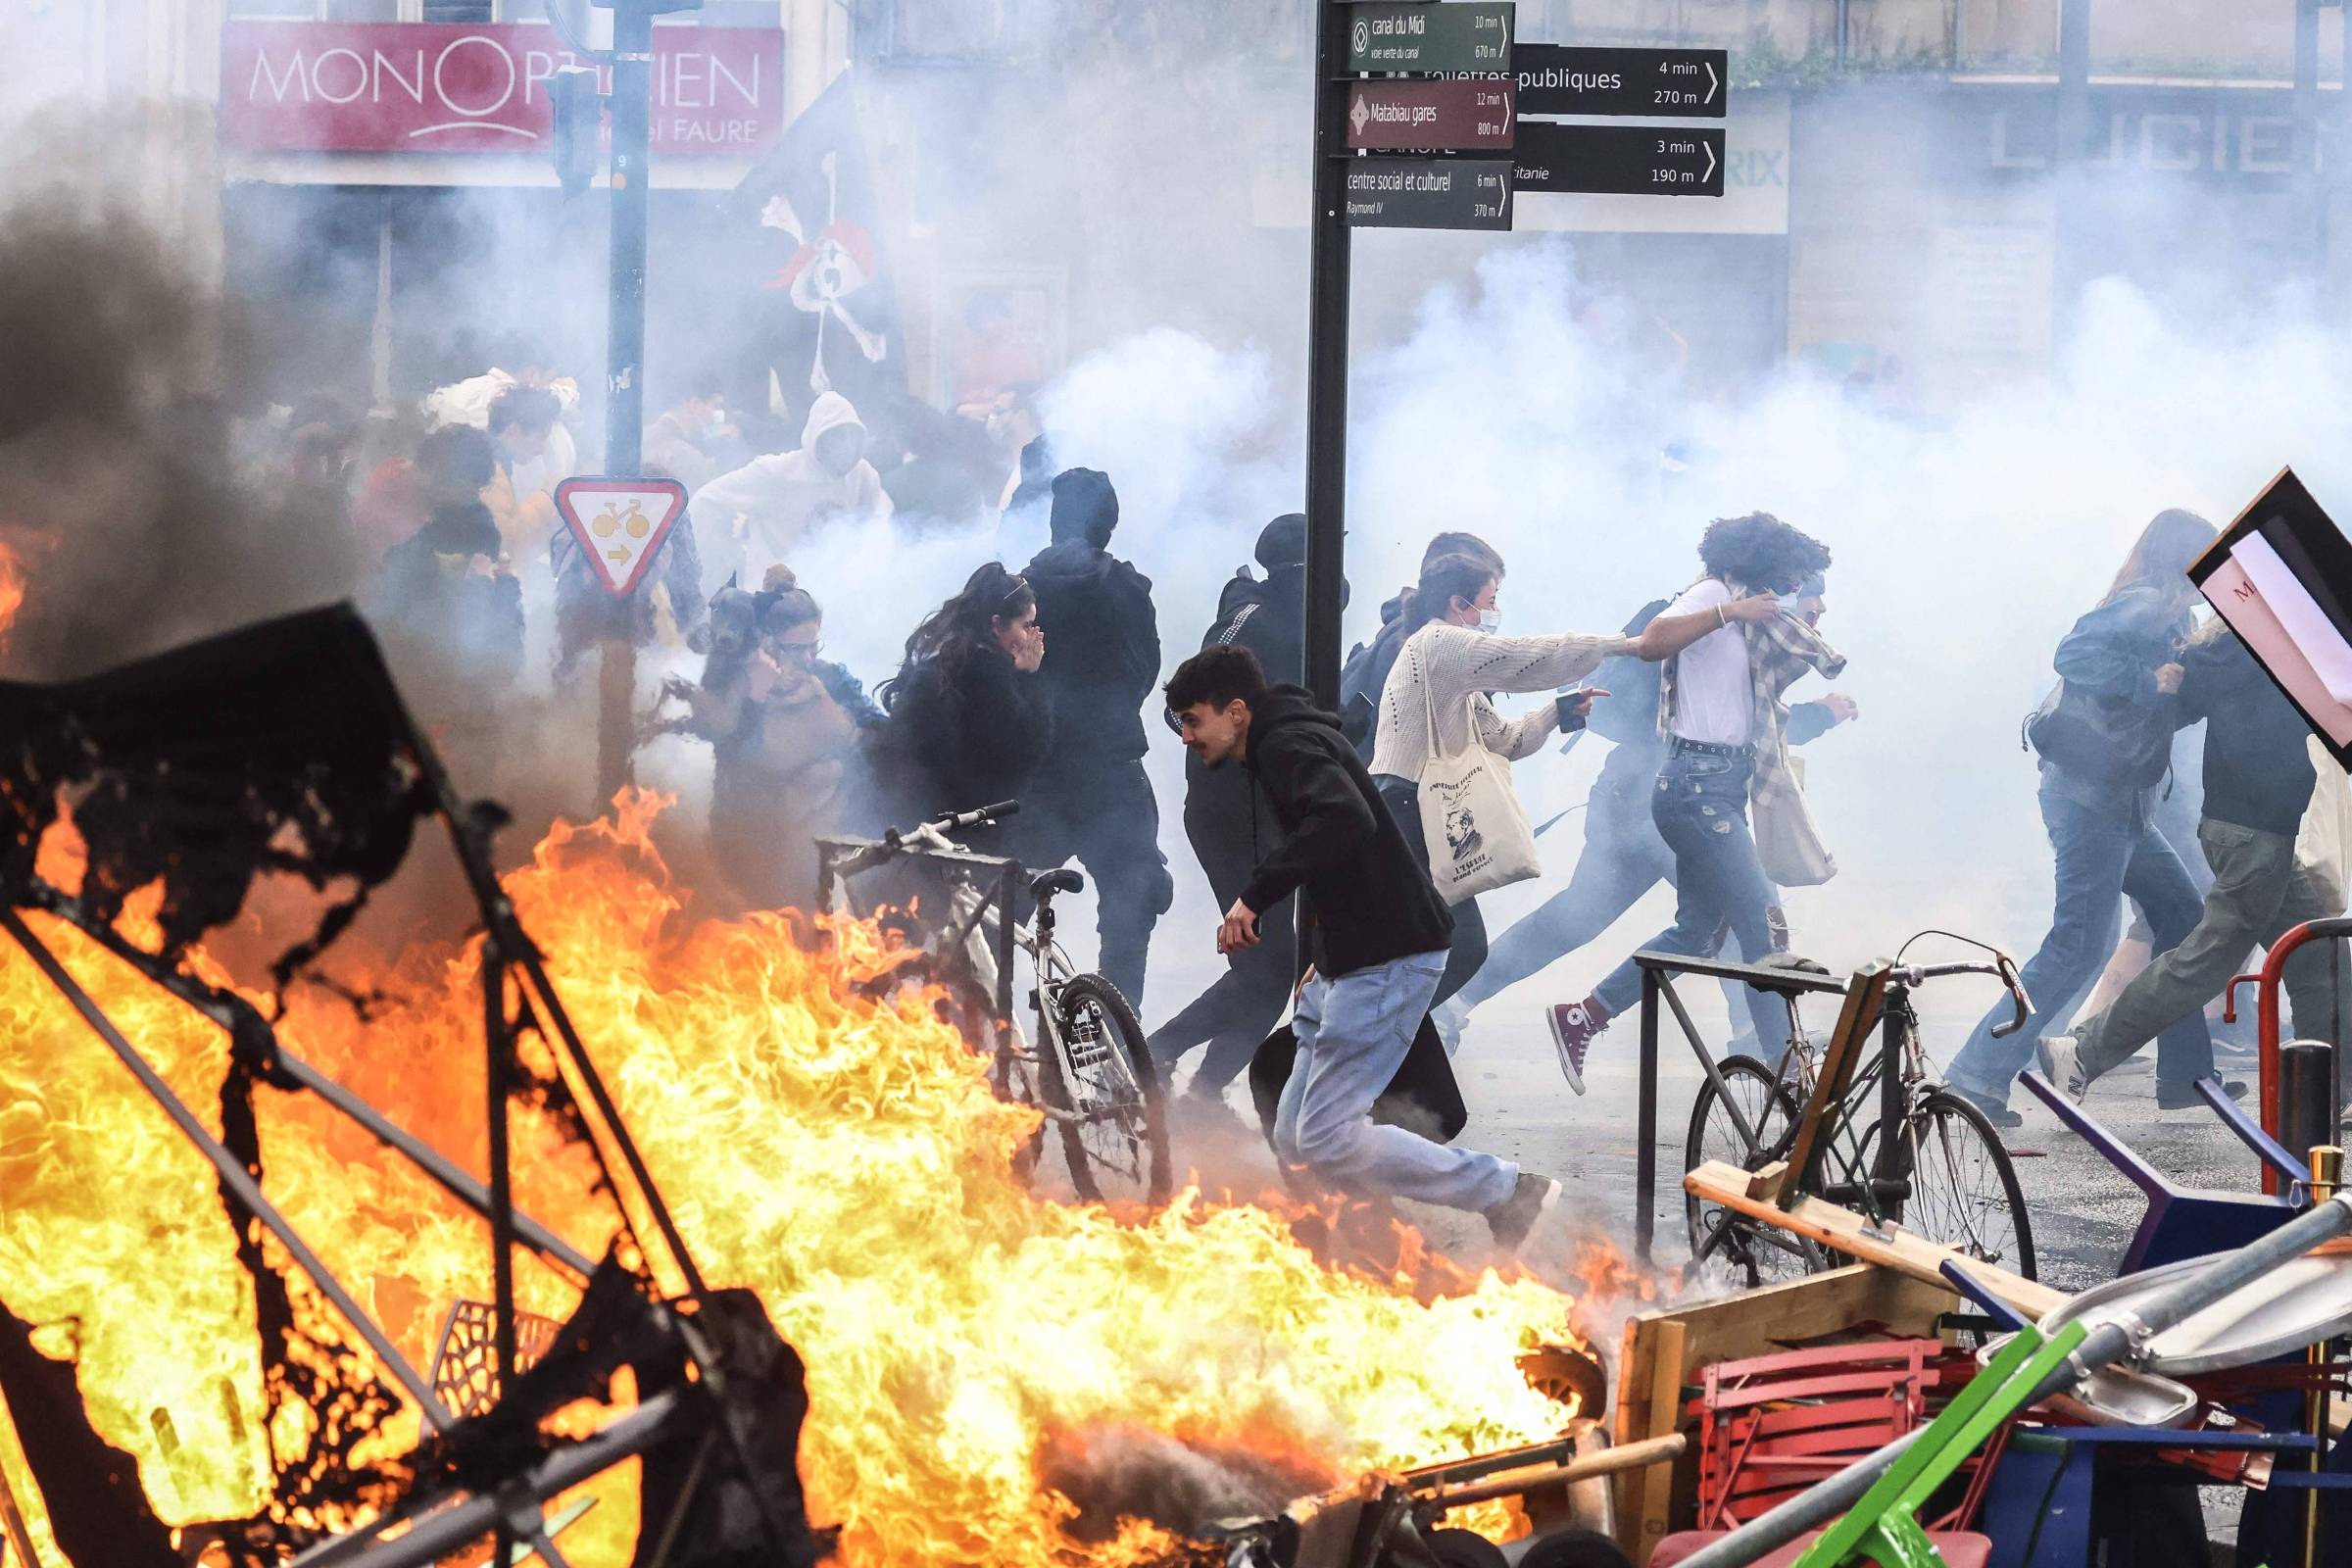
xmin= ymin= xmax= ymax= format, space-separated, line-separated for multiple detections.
xmin=1302 ymin=0 xmax=1352 ymax=710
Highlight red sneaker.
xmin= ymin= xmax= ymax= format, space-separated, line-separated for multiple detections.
xmin=1547 ymin=999 xmax=1609 ymax=1096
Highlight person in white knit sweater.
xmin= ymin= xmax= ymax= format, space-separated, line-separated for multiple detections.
xmin=1370 ymin=551 xmax=1776 ymax=1011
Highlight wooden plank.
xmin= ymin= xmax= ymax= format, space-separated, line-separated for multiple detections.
xmin=1686 ymin=1158 xmax=2066 ymax=1319
xmin=1774 ymin=961 xmax=1888 ymax=1210
xmin=1630 ymin=1318 xmax=1686 ymax=1562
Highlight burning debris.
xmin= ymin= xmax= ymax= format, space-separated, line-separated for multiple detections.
xmin=0 ymin=607 xmax=1603 ymax=1567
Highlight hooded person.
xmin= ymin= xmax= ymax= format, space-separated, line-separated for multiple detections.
xmin=367 ymin=424 xmax=527 ymax=712
xmin=1149 ymin=513 xmax=1320 ymax=1098
xmin=1016 ymin=468 xmax=1173 ymax=1009
xmin=694 ymin=390 xmax=894 ymax=589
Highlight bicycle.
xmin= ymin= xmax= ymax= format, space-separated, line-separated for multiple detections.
xmin=816 ymin=802 xmax=1174 ymax=1206
xmin=1684 ymin=933 xmax=2038 ymax=1288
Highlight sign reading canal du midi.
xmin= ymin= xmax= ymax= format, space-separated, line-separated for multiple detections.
xmin=219 ymin=22 xmax=784 ymax=156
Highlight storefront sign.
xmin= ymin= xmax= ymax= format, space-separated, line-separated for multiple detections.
xmin=219 ymin=22 xmax=783 ymax=156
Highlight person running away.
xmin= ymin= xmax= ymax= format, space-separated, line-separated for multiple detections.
xmin=2038 ymin=615 xmax=2311 ymax=1105
xmin=1367 ymin=551 xmax=1614 ymax=1008
xmin=1545 ymin=514 xmax=1835 ymax=1094
xmin=1941 ymin=510 xmax=2219 ymax=1127
xmin=1151 ymin=514 xmax=1317 ymax=1099
xmin=1017 ymin=468 xmax=1172 ymax=1008
xmin=1164 ymin=643 xmax=1560 ymax=1248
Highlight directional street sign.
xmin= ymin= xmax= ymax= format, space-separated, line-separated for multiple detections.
xmin=1510 ymin=44 xmax=1727 ymax=119
xmin=1512 ymin=122 xmax=1724 ymax=196
xmin=1347 ymin=1 xmax=1512 ymax=74
xmin=554 ymin=476 xmax=688 ymax=597
xmin=1345 ymin=157 xmax=1514 ymax=230
xmin=1345 ymin=78 xmax=1515 ymax=152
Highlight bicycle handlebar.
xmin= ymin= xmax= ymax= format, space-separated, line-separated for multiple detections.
xmin=1889 ymin=955 xmax=2034 ymax=1039
xmin=930 ymin=800 xmax=1019 ymax=834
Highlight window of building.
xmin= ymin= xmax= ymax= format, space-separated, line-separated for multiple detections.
xmin=421 ymin=0 xmax=493 ymax=21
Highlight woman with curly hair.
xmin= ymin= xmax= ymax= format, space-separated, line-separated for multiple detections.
xmin=1546 ymin=513 xmax=1838 ymax=1093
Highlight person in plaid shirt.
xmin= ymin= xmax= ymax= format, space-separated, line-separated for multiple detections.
xmin=1547 ymin=514 xmax=1838 ymax=1094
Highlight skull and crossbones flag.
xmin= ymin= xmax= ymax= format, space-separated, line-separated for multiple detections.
xmin=730 ymin=73 xmax=904 ymax=435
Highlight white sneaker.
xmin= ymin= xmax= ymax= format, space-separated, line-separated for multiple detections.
xmin=2037 ymin=1033 xmax=2089 ymax=1102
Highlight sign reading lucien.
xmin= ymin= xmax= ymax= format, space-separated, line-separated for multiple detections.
xmin=219 ymin=22 xmax=783 ymax=156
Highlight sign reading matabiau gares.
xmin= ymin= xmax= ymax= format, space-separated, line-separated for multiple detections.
xmin=218 ymin=22 xmax=783 ymax=156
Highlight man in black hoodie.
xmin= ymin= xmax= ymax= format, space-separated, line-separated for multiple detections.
xmin=1020 ymin=467 xmax=1172 ymax=1007
xmin=1150 ymin=514 xmax=1311 ymax=1097
xmin=1165 ymin=644 xmax=1558 ymax=1246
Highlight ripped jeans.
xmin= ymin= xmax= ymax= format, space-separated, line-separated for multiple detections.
xmin=1591 ymin=748 xmax=1780 ymax=1027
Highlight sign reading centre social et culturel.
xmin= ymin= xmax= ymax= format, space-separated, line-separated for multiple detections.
xmin=217 ymin=22 xmax=784 ymax=155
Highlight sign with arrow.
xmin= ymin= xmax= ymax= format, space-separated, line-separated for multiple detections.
xmin=1509 ymin=44 xmax=1726 ymax=119
xmin=1347 ymin=2 xmax=1513 ymax=74
xmin=554 ymin=476 xmax=688 ymax=598
xmin=1345 ymin=78 xmax=1515 ymax=152
xmin=1345 ymin=156 xmax=1514 ymax=229
xmin=1513 ymin=122 xmax=1723 ymax=196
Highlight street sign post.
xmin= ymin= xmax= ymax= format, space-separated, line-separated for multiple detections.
xmin=1345 ymin=157 xmax=1514 ymax=229
xmin=1509 ymin=44 xmax=1727 ymax=118
xmin=1345 ymin=77 xmax=1516 ymax=151
xmin=1347 ymin=2 xmax=1513 ymax=74
xmin=1513 ymin=122 xmax=1725 ymax=196
xmin=554 ymin=477 xmax=689 ymax=598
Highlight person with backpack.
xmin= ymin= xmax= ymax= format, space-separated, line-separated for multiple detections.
xmin=1341 ymin=531 xmax=1506 ymax=760
xmin=1939 ymin=509 xmax=2221 ymax=1128
xmin=1440 ymin=579 xmax=1858 ymax=1050
xmin=2039 ymin=616 xmax=2325 ymax=1105
xmin=1149 ymin=514 xmax=1316 ymax=1101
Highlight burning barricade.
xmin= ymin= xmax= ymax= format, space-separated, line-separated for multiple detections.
xmin=0 ymin=606 xmax=1615 ymax=1567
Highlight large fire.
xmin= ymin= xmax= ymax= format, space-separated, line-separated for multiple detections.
xmin=0 ymin=791 xmax=1594 ymax=1565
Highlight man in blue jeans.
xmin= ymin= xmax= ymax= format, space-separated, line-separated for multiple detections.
xmin=1164 ymin=642 xmax=1558 ymax=1246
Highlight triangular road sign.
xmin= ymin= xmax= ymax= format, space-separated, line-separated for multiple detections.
xmin=554 ymin=476 xmax=688 ymax=598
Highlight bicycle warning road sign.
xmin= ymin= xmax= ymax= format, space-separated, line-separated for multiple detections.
xmin=555 ymin=476 xmax=688 ymax=598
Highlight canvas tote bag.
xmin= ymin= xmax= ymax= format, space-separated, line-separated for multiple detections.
xmin=1414 ymin=670 xmax=1540 ymax=905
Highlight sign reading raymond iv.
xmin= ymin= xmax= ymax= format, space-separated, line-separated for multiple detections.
xmin=219 ymin=23 xmax=783 ymax=156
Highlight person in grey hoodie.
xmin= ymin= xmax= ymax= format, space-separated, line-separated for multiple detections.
xmin=1018 ymin=468 xmax=1172 ymax=1008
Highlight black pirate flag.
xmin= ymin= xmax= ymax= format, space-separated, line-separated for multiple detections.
xmin=731 ymin=73 xmax=905 ymax=433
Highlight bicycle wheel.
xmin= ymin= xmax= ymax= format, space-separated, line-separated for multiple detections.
xmin=1684 ymin=1055 xmax=1822 ymax=1286
xmin=1894 ymin=1091 xmax=2037 ymax=1281
xmin=1039 ymin=973 xmax=1173 ymax=1205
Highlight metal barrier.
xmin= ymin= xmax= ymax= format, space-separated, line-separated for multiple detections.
xmin=2224 ymin=914 xmax=2352 ymax=1197
xmin=1632 ymin=951 xmax=1850 ymax=1263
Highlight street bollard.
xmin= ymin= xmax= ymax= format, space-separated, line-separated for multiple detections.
xmin=2282 ymin=1043 xmax=2334 ymax=1177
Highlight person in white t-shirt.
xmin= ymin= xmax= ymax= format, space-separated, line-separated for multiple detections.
xmin=1547 ymin=514 xmax=1833 ymax=1092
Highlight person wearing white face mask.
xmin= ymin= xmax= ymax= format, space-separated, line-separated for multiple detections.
xmin=1367 ymin=553 xmax=1641 ymax=1010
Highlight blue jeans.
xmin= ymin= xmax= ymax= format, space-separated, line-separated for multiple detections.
xmin=1590 ymin=750 xmax=1784 ymax=1032
xmin=1945 ymin=786 xmax=2212 ymax=1104
xmin=1461 ymin=772 xmax=1788 ymax=1044
xmin=1273 ymin=949 xmax=1517 ymax=1213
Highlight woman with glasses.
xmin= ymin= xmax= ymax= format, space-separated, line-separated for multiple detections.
xmin=661 ymin=565 xmax=883 ymax=913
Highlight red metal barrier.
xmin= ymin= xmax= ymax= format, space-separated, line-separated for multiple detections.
xmin=2227 ymin=916 xmax=2352 ymax=1197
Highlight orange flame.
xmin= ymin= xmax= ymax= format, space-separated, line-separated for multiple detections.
xmin=0 ymin=539 xmax=24 ymax=653
xmin=0 ymin=792 xmax=1594 ymax=1564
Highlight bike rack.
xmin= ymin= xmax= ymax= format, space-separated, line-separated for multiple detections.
xmin=1633 ymin=952 xmax=1851 ymax=1263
